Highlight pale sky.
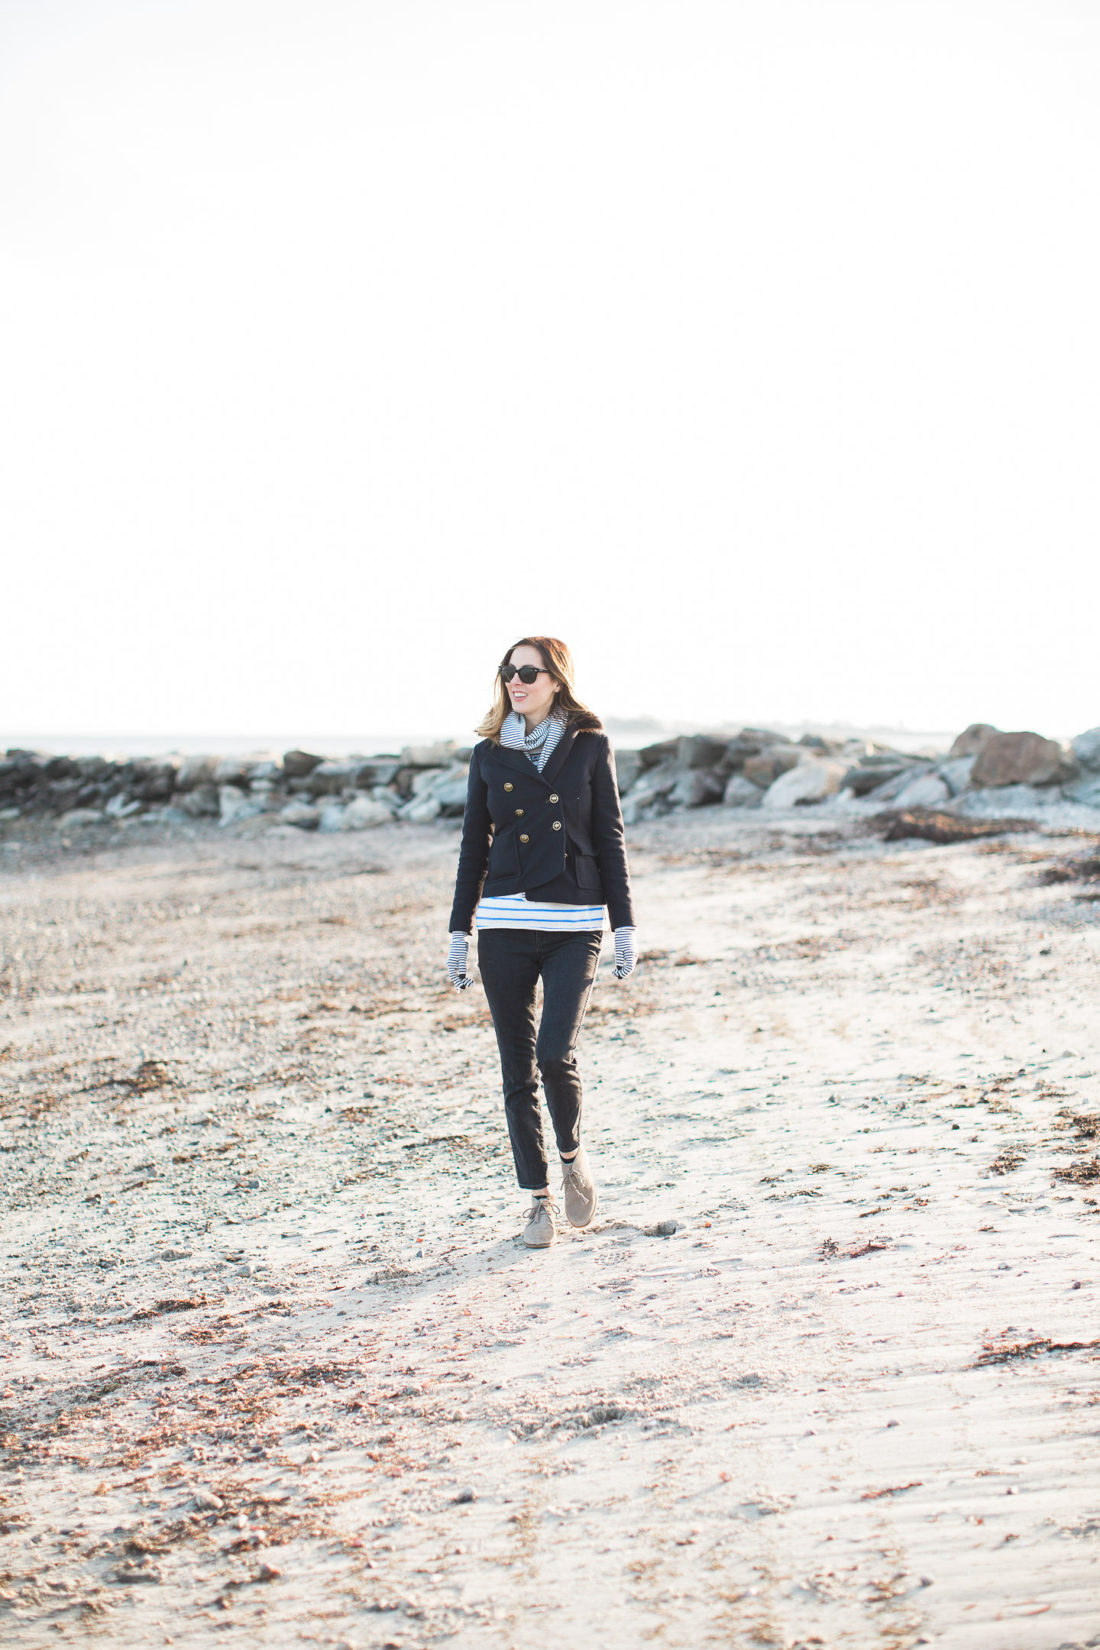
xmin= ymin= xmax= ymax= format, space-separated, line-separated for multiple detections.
xmin=2 ymin=0 xmax=1098 ymax=745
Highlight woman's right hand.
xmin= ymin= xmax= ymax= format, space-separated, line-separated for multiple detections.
xmin=447 ymin=932 xmax=475 ymax=990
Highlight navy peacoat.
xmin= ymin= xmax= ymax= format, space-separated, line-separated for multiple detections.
xmin=447 ymin=724 xmax=635 ymax=934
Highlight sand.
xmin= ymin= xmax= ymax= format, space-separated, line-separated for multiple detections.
xmin=1 ymin=808 xmax=1099 ymax=1648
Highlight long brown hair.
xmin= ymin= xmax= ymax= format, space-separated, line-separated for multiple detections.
xmin=476 ymin=636 xmax=602 ymax=743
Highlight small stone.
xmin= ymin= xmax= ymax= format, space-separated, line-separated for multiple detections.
xmin=452 ymin=1487 xmax=476 ymax=1504
xmin=645 ymin=1219 xmax=680 ymax=1237
xmin=193 ymin=1489 xmax=224 ymax=1511
xmin=256 ymin=1563 xmax=282 ymax=1582
xmin=159 ymin=1248 xmax=192 ymax=1261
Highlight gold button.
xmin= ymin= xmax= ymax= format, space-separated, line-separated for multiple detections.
xmin=515 ymin=808 xmax=524 ymax=817
xmin=519 ymin=833 xmax=529 ymax=843
xmin=548 ymin=793 xmax=559 ymax=803
xmin=504 ymin=781 xmax=513 ymax=792
xmin=552 ymin=820 xmax=562 ymax=831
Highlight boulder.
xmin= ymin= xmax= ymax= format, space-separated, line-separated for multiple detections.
xmin=613 ymin=750 xmax=643 ymax=796
xmin=637 ymin=738 xmax=679 ymax=770
xmin=54 ymin=808 xmax=104 ymax=829
xmin=936 ymin=756 xmax=977 ymax=796
xmin=950 ymin=782 xmax=1057 ymax=816
xmin=105 ymin=794 xmax=142 ymax=819
xmin=175 ymin=755 xmax=220 ymax=791
xmin=219 ymin=787 xmax=265 ymax=827
xmin=893 ymin=773 xmax=951 ymax=809
xmin=726 ymin=728 xmax=785 ymax=765
xmin=723 ymin=774 xmax=765 ymax=808
xmin=427 ymin=767 xmax=471 ymax=814
xmin=970 ymin=731 xmax=1065 ymax=788
xmin=318 ymin=803 xmax=348 ymax=832
xmin=949 ymin=723 xmax=1001 ymax=759
xmin=623 ymin=759 xmax=679 ymax=810
xmin=742 ymin=746 xmax=802 ymax=787
xmin=1063 ymin=773 xmax=1100 ymax=808
xmin=352 ymin=758 xmax=400 ymax=788
xmin=864 ymin=766 xmax=932 ymax=803
xmin=341 ymin=796 xmax=395 ymax=830
xmin=400 ymin=742 xmax=458 ymax=769
xmin=761 ymin=761 xmax=846 ymax=809
xmin=280 ymin=801 xmax=321 ymax=830
xmin=310 ymin=760 xmax=361 ymax=795
xmin=1071 ymin=727 xmax=1100 ymax=773
xmin=402 ymin=795 xmax=442 ymax=823
xmin=669 ymin=769 xmax=725 ymax=808
xmin=177 ymin=785 xmax=219 ymax=818
xmin=675 ymin=734 xmax=729 ymax=770
xmin=130 ymin=760 xmax=178 ymax=801
xmin=282 ymin=749 xmax=324 ymax=779
xmin=214 ymin=755 xmax=261 ymax=788
xmin=840 ymin=761 xmax=911 ymax=797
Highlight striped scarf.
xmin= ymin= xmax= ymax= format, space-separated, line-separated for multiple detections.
xmin=500 ymin=708 xmax=567 ymax=772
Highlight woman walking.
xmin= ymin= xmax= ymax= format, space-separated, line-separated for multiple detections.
xmin=446 ymin=636 xmax=637 ymax=1249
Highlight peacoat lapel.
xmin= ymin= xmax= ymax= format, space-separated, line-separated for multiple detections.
xmin=485 ymin=724 xmax=581 ymax=789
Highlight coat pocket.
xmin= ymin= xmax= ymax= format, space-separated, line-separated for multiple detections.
xmin=488 ymin=829 xmax=520 ymax=877
xmin=572 ymin=850 xmax=602 ymax=891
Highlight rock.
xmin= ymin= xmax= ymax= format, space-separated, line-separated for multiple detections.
xmin=280 ymin=801 xmax=320 ymax=830
xmin=950 ymin=783 xmax=1056 ymax=816
xmin=723 ymin=774 xmax=765 ymax=808
xmin=936 ymin=755 xmax=977 ymax=795
xmin=177 ymin=785 xmax=219 ymax=818
xmin=970 ymin=730 xmax=1065 ymax=788
xmin=423 ymin=766 xmax=470 ymax=814
xmin=1063 ymin=773 xmax=1100 ymax=807
xmin=175 ymin=755 xmax=220 ymax=791
xmin=310 ymin=760 xmax=361 ymax=795
xmin=219 ymin=786 xmax=265 ymax=827
xmin=352 ymin=758 xmax=400 ymax=788
xmin=369 ymin=787 xmax=402 ymax=814
xmin=339 ymin=796 xmax=393 ymax=829
xmin=282 ymin=749 xmax=324 ymax=778
xmin=130 ymin=760 xmax=178 ymax=801
xmin=54 ymin=808 xmax=104 ymax=828
xmin=400 ymin=741 xmax=458 ymax=768
xmin=949 ymin=723 xmax=1001 ymax=759
xmin=645 ymin=1219 xmax=680 ymax=1237
xmin=669 ymin=769 xmax=725 ymax=808
xmin=865 ymin=765 xmax=933 ymax=803
xmin=1071 ymin=727 xmax=1100 ymax=773
xmin=318 ymin=803 xmax=348 ymax=832
xmin=637 ymin=738 xmax=679 ymax=769
xmin=402 ymin=795 xmax=442 ymax=823
xmin=726 ymin=728 xmax=785 ymax=764
xmin=622 ymin=759 xmax=679 ymax=812
xmin=743 ymin=747 xmax=802 ymax=788
xmin=613 ymin=750 xmax=643 ymax=796
xmin=893 ymin=773 xmax=951 ymax=809
xmin=105 ymin=794 xmax=143 ymax=819
xmin=256 ymin=1563 xmax=282 ymax=1583
xmin=840 ymin=761 xmax=911 ymax=797
xmin=675 ymin=734 xmax=729 ymax=770
xmin=192 ymin=1489 xmax=224 ymax=1511
xmin=213 ymin=755 xmax=255 ymax=788
xmin=452 ymin=1487 xmax=477 ymax=1504
xmin=0 ymin=806 xmax=21 ymax=822
xmin=410 ymin=767 xmax=447 ymax=797
xmin=761 ymin=760 xmax=846 ymax=809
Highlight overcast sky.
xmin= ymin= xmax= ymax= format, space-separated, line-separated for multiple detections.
xmin=2 ymin=0 xmax=1097 ymax=745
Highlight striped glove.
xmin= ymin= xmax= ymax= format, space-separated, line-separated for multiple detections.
xmin=447 ymin=932 xmax=475 ymax=990
xmin=612 ymin=926 xmax=637 ymax=980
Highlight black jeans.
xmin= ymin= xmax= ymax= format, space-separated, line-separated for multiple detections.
xmin=477 ymin=928 xmax=603 ymax=1191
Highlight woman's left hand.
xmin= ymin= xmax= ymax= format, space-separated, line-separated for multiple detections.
xmin=612 ymin=926 xmax=637 ymax=980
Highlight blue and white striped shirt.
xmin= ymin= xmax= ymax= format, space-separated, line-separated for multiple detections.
xmin=473 ymin=710 xmax=604 ymax=934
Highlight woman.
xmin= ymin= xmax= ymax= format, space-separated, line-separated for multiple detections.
xmin=446 ymin=636 xmax=637 ymax=1249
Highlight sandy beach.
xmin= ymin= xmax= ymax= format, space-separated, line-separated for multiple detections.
xmin=2 ymin=808 xmax=1099 ymax=1648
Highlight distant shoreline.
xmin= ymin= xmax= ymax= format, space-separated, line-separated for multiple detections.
xmin=3 ymin=718 xmax=966 ymax=760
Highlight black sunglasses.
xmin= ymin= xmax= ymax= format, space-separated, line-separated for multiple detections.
xmin=500 ymin=664 xmax=551 ymax=685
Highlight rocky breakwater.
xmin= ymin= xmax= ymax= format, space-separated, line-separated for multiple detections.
xmin=0 ymin=742 xmax=474 ymax=835
xmin=617 ymin=722 xmax=1100 ymax=823
xmin=3 ymin=722 xmax=1100 ymax=842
